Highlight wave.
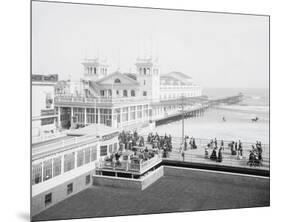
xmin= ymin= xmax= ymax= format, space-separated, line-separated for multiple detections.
xmin=215 ymin=105 xmax=269 ymax=114
xmin=244 ymin=95 xmax=261 ymax=100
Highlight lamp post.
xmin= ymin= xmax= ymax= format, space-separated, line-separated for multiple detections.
xmin=181 ymin=96 xmax=185 ymax=144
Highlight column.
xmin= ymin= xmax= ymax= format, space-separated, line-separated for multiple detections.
xmin=74 ymin=151 xmax=77 ymax=169
xmin=112 ymin=108 xmax=117 ymax=128
xmin=84 ymin=108 xmax=87 ymax=125
xmin=50 ymin=158 xmax=54 ymax=180
xmin=40 ymin=162 xmax=43 ymax=183
xmin=97 ymin=108 xmax=100 ymax=124
xmin=120 ymin=107 xmax=123 ymax=127
xmin=61 ymin=155 xmax=64 ymax=174
xmin=70 ymin=107 xmax=74 ymax=128
xmin=57 ymin=107 xmax=61 ymax=128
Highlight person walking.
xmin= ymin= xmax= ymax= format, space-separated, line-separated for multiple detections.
xmin=181 ymin=150 xmax=185 ymax=162
xmin=221 ymin=140 xmax=224 ymax=150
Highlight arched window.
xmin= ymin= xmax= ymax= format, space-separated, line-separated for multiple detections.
xmin=131 ymin=90 xmax=135 ymax=97
xmin=114 ymin=78 xmax=121 ymax=83
xmin=147 ymin=68 xmax=150 ymax=75
xmin=123 ymin=90 xmax=128 ymax=97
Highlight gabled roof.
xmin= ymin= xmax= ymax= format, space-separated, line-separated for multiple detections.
xmin=95 ymin=71 xmax=140 ymax=86
xmin=162 ymin=71 xmax=192 ymax=80
xmin=161 ymin=71 xmax=193 ymax=86
xmin=123 ymin=73 xmax=137 ymax=81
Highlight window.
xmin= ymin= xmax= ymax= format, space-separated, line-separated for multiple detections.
xmin=67 ymin=183 xmax=73 ymax=195
xmin=116 ymin=90 xmax=119 ymax=96
xmin=144 ymin=105 xmax=149 ymax=119
xmin=43 ymin=160 xmax=52 ymax=181
xmin=73 ymin=108 xmax=85 ymax=124
xmin=131 ymin=90 xmax=135 ymax=97
xmin=64 ymin=153 xmax=75 ymax=172
xmin=100 ymin=90 xmax=105 ymax=96
xmin=122 ymin=107 xmax=129 ymax=122
xmin=147 ymin=68 xmax=150 ymax=75
xmin=143 ymin=91 xmax=147 ymax=96
xmin=77 ymin=150 xmax=84 ymax=167
xmin=45 ymin=193 xmax=52 ymax=206
xmin=109 ymin=144 xmax=113 ymax=153
xmin=99 ymin=108 xmax=112 ymax=126
xmin=130 ymin=106 xmax=136 ymax=120
xmin=91 ymin=145 xmax=97 ymax=161
xmin=84 ymin=148 xmax=91 ymax=164
xmin=100 ymin=145 xmax=108 ymax=156
xmin=123 ymin=90 xmax=128 ymax=97
xmin=94 ymin=67 xmax=97 ymax=74
xmin=86 ymin=108 xmax=98 ymax=124
xmin=114 ymin=143 xmax=118 ymax=152
xmin=143 ymin=80 xmax=146 ymax=85
xmin=32 ymin=163 xmax=42 ymax=185
xmin=53 ymin=157 xmax=62 ymax=177
xmin=45 ymin=93 xmax=53 ymax=109
xmin=144 ymin=68 xmax=146 ymax=75
xmin=114 ymin=78 xmax=121 ymax=83
xmin=137 ymin=105 xmax=142 ymax=119
xmin=41 ymin=117 xmax=54 ymax=126
xmin=85 ymin=175 xmax=91 ymax=185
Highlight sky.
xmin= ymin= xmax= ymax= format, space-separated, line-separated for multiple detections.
xmin=32 ymin=1 xmax=269 ymax=89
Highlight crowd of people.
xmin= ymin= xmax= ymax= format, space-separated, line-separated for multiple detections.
xmin=205 ymin=138 xmax=224 ymax=162
xmin=228 ymin=140 xmax=243 ymax=159
xmin=118 ymin=130 xmax=145 ymax=150
xmin=117 ymin=130 xmax=265 ymax=167
xmin=118 ymin=130 xmax=173 ymax=158
xmin=147 ymin=132 xmax=173 ymax=157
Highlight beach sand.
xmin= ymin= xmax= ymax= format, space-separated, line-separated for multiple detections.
xmin=155 ymin=106 xmax=269 ymax=144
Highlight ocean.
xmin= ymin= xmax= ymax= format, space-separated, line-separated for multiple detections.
xmin=155 ymin=88 xmax=269 ymax=144
xmin=203 ymin=88 xmax=269 ymax=106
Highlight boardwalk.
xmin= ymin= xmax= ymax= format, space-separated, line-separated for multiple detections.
xmin=167 ymin=144 xmax=269 ymax=171
xmin=141 ymin=136 xmax=269 ymax=171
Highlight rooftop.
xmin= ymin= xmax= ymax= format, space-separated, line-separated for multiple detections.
xmin=32 ymin=167 xmax=269 ymax=221
xmin=32 ymin=124 xmax=119 ymax=161
xmin=67 ymin=124 xmax=119 ymax=137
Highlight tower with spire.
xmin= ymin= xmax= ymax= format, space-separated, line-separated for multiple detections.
xmin=135 ymin=56 xmax=160 ymax=102
xmin=82 ymin=57 xmax=109 ymax=82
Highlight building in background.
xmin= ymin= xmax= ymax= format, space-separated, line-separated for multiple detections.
xmin=54 ymin=57 xmax=203 ymax=130
xmin=32 ymin=74 xmax=59 ymax=140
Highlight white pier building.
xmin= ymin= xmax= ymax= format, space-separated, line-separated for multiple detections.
xmin=54 ymin=57 xmax=203 ymax=130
